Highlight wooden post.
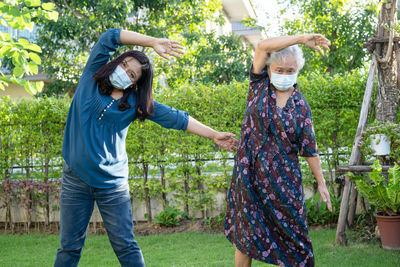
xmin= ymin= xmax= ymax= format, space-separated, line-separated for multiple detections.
xmin=347 ymin=183 xmax=358 ymax=226
xmin=335 ymin=57 xmax=377 ymax=245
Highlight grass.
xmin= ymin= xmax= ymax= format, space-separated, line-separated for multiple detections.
xmin=0 ymin=229 xmax=399 ymax=266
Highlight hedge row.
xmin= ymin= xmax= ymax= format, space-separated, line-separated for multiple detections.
xmin=0 ymin=70 xmax=368 ymax=224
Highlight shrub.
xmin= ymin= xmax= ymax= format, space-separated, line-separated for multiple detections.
xmin=305 ymin=190 xmax=341 ymax=226
xmin=154 ymin=206 xmax=188 ymax=227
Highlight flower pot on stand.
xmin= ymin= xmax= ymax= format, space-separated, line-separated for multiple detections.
xmin=375 ymin=214 xmax=400 ymax=250
xmin=370 ymin=134 xmax=390 ymax=156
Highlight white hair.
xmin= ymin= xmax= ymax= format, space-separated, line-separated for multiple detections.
xmin=266 ymin=44 xmax=305 ymax=71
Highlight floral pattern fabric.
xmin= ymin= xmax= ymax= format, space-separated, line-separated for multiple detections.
xmin=225 ymin=65 xmax=318 ymax=267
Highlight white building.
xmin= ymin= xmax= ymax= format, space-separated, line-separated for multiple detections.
xmin=218 ymin=0 xmax=263 ymax=48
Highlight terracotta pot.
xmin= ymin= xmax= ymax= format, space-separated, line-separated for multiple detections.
xmin=374 ymin=214 xmax=400 ymax=250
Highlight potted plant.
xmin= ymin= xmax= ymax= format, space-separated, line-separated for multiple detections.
xmin=359 ymin=121 xmax=400 ymax=163
xmin=354 ymin=160 xmax=400 ymax=250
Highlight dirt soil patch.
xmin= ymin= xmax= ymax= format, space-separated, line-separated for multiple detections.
xmin=0 ymin=219 xmax=224 ymax=235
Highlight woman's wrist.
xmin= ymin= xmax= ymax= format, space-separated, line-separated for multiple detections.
xmin=297 ymin=35 xmax=307 ymax=45
xmin=317 ymin=177 xmax=326 ymax=186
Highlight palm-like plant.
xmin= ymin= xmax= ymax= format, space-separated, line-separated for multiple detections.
xmin=355 ymin=160 xmax=400 ymax=216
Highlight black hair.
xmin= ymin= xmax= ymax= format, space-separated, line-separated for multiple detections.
xmin=93 ymin=50 xmax=154 ymax=121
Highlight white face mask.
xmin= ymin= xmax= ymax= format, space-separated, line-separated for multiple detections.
xmin=109 ymin=65 xmax=133 ymax=90
xmin=270 ymin=72 xmax=297 ymax=91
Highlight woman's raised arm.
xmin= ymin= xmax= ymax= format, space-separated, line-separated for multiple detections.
xmin=120 ymin=30 xmax=184 ymax=60
xmin=253 ymin=34 xmax=330 ymax=73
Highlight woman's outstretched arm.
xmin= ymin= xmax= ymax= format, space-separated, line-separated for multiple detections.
xmin=120 ymin=30 xmax=184 ymax=60
xmin=186 ymin=116 xmax=238 ymax=152
xmin=253 ymin=34 xmax=330 ymax=73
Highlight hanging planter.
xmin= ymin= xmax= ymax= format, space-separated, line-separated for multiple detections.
xmin=359 ymin=121 xmax=400 ymax=162
xmin=370 ymin=134 xmax=390 ymax=156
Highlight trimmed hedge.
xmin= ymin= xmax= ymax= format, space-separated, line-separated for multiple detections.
xmin=0 ymin=70 xmax=368 ymax=226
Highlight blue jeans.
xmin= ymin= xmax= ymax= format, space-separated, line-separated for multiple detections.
xmin=54 ymin=164 xmax=145 ymax=267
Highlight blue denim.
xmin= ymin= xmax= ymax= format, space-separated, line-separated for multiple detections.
xmin=54 ymin=164 xmax=145 ymax=267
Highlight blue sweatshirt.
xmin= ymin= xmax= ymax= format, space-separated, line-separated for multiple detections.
xmin=62 ymin=28 xmax=189 ymax=188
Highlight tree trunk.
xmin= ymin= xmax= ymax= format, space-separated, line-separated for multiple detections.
xmin=143 ymin=161 xmax=152 ymax=222
xmin=160 ymin=165 xmax=168 ymax=209
xmin=184 ymin=170 xmax=190 ymax=215
xmin=376 ymin=0 xmax=399 ymax=123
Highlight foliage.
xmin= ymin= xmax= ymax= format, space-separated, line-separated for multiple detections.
xmin=281 ymin=0 xmax=378 ymax=73
xmin=0 ymin=0 xmax=58 ymax=94
xmin=297 ymin=68 xmax=369 ymax=187
xmin=35 ymin=0 xmax=252 ymax=96
xmin=0 ymin=67 xmax=370 ymax=222
xmin=354 ymin=160 xmax=400 ymax=216
xmin=153 ymin=205 xmax=188 ymax=227
xmin=349 ymin=209 xmax=379 ymax=244
xmin=156 ymin=32 xmax=252 ymax=88
xmin=203 ymin=212 xmax=226 ymax=230
xmin=358 ymin=121 xmax=400 ymax=163
xmin=299 ymin=69 xmax=368 ymax=153
xmin=305 ymin=190 xmax=341 ymax=225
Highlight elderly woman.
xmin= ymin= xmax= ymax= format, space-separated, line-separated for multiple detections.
xmin=224 ymin=35 xmax=332 ymax=267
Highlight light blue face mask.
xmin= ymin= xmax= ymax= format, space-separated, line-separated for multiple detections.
xmin=270 ymin=72 xmax=297 ymax=91
xmin=109 ymin=65 xmax=133 ymax=90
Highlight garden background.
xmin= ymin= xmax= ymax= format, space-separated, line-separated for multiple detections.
xmin=1 ymin=1 xmax=400 ymax=266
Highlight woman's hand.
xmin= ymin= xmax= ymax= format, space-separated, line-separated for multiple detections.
xmin=213 ymin=132 xmax=239 ymax=152
xmin=301 ymin=34 xmax=330 ymax=52
xmin=318 ymin=180 xmax=332 ymax=212
xmin=152 ymin=39 xmax=185 ymax=60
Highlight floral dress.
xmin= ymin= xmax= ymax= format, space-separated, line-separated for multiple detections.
xmin=225 ymin=65 xmax=319 ymax=267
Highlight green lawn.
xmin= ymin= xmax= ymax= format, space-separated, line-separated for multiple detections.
xmin=0 ymin=229 xmax=399 ymax=267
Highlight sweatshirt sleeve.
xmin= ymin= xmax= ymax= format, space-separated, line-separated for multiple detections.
xmin=82 ymin=28 xmax=122 ymax=75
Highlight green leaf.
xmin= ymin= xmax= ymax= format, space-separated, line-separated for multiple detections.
xmin=45 ymin=10 xmax=59 ymax=21
xmin=28 ymin=62 xmax=39 ymax=74
xmin=42 ymin=2 xmax=55 ymax=11
xmin=27 ymin=43 xmax=42 ymax=53
xmin=0 ymin=32 xmax=11 ymax=41
xmin=0 ymin=45 xmax=12 ymax=57
xmin=24 ymin=81 xmax=37 ymax=95
xmin=29 ymin=52 xmax=41 ymax=64
xmin=13 ymin=66 xmax=25 ymax=77
xmin=0 ymin=18 xmax=8 ymax=27
xmin=25 ymin=0 xmax=41 ymax=7
xmin=33 ymin=81 xmax=44 ymax=93
xmin=18 ymin=38 xmax=30 ymax=48
xmin=11 ymin=77 xmax=26 ymax=86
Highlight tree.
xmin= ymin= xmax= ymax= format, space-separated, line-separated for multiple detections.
xmin=0 ymin=0 xmax=58 ymax=94
xmin=280 ymin=0 xmax=378 ymax=74
xmin=35 ymin=0 xmax=252 ymax=96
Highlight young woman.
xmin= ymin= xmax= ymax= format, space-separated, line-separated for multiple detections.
xmin=224 ymin=34 xmax=332 ymax=267
xmin=54 ymin=28 xmax=238 ymax=267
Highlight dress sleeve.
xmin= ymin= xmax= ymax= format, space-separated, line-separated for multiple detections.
xmin=147 ymin=100 xmax=189 ymax=131
xmin=249 ymin=63 xmax=269 ymax=86
xmin=298 ymin=100 xmax=319 ymax=157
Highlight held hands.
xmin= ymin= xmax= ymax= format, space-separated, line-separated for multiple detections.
xmin=152 ymin=38 xmax=185 ymax=60
xmin=318 ymin=180 xmax=332 ymax=212
xmin=212 ymin=132 xmax=239 ymax=152
xmin=301 ymin=34 xmax=330 ymax=53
